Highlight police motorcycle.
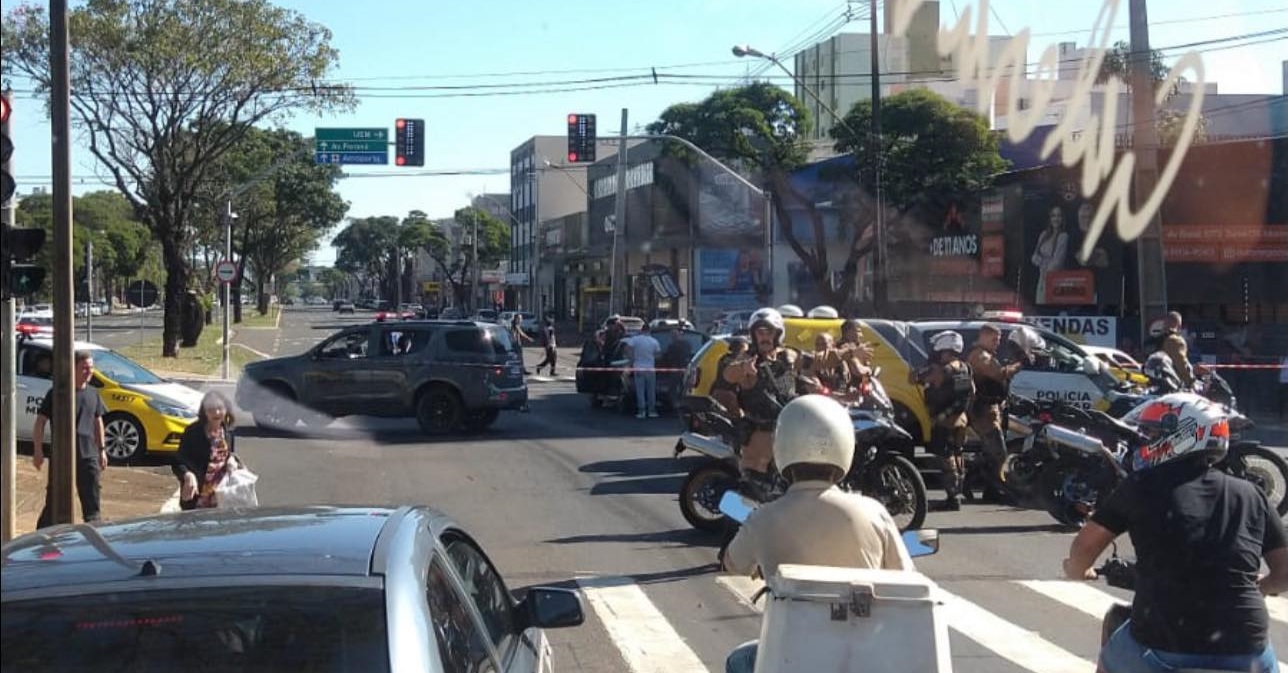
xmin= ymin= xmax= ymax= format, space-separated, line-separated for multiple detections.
xmin=981 ymin=392 xmax=1131 ymax=527
xmin=675 ymin=368 xmax=929 ymax=533
xmin=716 ymin=492 xmax=952 ymax=673
xmin=1097 ymin=353 xmax=1288 ymax=516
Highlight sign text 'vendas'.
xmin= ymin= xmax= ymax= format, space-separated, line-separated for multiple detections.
xmin=888 ymin=0 xmax=1206 ymax=265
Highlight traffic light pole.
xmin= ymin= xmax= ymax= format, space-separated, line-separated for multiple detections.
xmin=610 ymin=109 xmax=628 ymax=316
xmin=49 ymin=0 xmax=78 ymax=526
xmin=1 ymin=93 xmax=14 ymax=542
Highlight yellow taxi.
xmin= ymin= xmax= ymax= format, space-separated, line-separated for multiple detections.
xmin=682 ymin=317 xmax=935 ymax=444
xmin=14 ymin=338 xmax=204 ymax=463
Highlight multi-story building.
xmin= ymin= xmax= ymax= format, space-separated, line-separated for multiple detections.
xmin=507 ymin=135 xmax=622 ymax=313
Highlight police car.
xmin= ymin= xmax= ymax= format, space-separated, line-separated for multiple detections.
xmin=14 ymin=338 xmax=204 ymax=462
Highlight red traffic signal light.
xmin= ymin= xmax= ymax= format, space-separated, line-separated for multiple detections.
xmin=394 ymin=118 xmax=424 ymax=167
xmin=566 ymin=113 xmax=597 ymax=163
xmin=568 ymin=152 xmax=578 ymax=162
xmin=0 ymin=96 xmax=10 ymax=124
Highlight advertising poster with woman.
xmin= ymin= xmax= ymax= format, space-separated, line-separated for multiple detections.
xmin=1023 ymin=178 xmax=1121 ymax=308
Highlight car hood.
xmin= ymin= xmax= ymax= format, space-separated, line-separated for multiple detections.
xmin=120 ymin=381 xmax=203 ymax=410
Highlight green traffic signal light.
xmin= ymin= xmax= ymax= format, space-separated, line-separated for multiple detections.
xmin=2 ymin=225 xmax=48 ymax=299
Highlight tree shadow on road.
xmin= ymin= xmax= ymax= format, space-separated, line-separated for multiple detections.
xmin=545 ymin=527 xmax=721 ymax=549
xmin=579 ymin=455 xmax=703 ymax=496
xmin=936 ymin=523 xmax=1075 ymax=535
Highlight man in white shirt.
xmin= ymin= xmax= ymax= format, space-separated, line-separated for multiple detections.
xmin=624 ymin=323 xmax=662 ymax=419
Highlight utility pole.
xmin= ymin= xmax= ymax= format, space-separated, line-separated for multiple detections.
xmin=49 ymin=0 xmax=77 ymax=526
xmin=610 ymin=108 xmax=628 ymax=315
xmin=1 ymin=86 xmax=15 ymax=541
xmin=869 ymin=0 xmax=888 ymax=316
xmin=1129 ymin=0 xmax=1168 ymax=342
xmin=472 ymin=215 xmax=480 ymax=312
xmin=222 ymin=201 xmax=233 ymax=380
xmin=84 ymin=239 xmax=93 ymax=341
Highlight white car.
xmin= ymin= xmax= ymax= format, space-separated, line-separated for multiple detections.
xmin=1082 ymin=345 xmax=1142 ymax=371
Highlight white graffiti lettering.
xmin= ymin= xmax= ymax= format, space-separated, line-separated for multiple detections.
xmin=889 ymin=0 xmax=1206 ymax=264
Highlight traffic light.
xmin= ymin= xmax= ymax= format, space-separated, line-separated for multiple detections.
xmin=567 ymin=113 xmax=596 ymax=163
xmin=2 ymin=93 xmax=14 ymax=204
xmin=1 ymin=224 xmax=47 ymax=300
xmin=394 ymin=118 xmax=425 ymax=167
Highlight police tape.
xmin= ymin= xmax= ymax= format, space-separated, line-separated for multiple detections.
xmin=574 ymin=366 xmax=690 ymax=373
xmin=1202 ymin=363 xmax=1288 ymax=370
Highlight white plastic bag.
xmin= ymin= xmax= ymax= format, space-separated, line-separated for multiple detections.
xmin=214 ymin=455 xmax=259 ymax=508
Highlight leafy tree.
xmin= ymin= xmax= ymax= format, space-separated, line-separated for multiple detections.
xmin=2 ymin=0 xmax=352 ymax=355
xmin=201 ymin=127 xmax=348 ymax=317
xmin=830 ymin=89 xmax=1007 ymax=302
xmin=333 ymin=216 xmax=399 ymax=299
xmin=417 ymin=207 xmax=509 ymax=309
xmin=1095 ymin=40 xmax=1207 ymax=145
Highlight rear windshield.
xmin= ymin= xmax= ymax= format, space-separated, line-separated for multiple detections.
xmin=1 ymin=585 xmax=389 ymax=673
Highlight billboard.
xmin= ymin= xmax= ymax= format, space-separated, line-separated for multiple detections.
xmin=697 ymin=248 xmax=767 ymax=310
xmin=1022 ymin=178 xmax=1122 ymax=307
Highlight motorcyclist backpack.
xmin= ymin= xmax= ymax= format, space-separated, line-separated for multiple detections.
xmin=924 ymin=360 xmax=974 ymax=420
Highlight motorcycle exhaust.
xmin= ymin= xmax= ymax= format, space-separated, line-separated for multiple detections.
xmin=679 ymin=432 xmax=736 ymax=460
xmin=1040 ymin=424 xmax=1128 ymax=478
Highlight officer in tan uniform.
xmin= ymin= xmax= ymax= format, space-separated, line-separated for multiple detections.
xmin=911 ymin=330 xmax=974 ymax=511
xmin=720 ymin=394 xmax=913 ymax=673
xmin=966 ymin=324 xmax=1022 ymax=488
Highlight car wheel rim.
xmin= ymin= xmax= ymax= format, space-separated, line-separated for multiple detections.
xmin=427 ymin=395 xmax=456 ymax=430
xmin=105 ymin=419 xmax=140 ymax=460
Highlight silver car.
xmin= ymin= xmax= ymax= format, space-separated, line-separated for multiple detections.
xmin=1 ymin=505 xmax=584 ymax=672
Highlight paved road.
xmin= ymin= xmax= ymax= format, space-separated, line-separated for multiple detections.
xmin=68 ymin=309 xmax=163 ymax=350
xmin=198 ymin=308 xmax=1288 ymax=672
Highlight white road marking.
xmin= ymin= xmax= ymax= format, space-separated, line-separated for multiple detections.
xmin=1267 ymin=596 xmax=1288 ymax=624
xmin=577 ymin=575 xmax=708 ymax=673
xmin=715 ymin=576 xmax=765 ymax=612
xmin=232 ymin=342 xmax=272 ymax=359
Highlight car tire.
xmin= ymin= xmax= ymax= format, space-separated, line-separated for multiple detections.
xmin=417 ymin=385 xmax=463 ymax=435
xmin=103 ymin=412 xmax=146 ymax=464
xmin=463 ymin=409 xmax=500 ymax=433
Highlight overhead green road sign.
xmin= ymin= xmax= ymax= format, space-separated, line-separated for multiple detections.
xmin=316 ymin=128 xmax=387 ymax=142
xmin=316 ymin=140 xmax=387 ymax=153
xmin=314 ymin=127 xmax=389 ymax=165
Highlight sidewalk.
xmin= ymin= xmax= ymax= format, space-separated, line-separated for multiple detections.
xmin=12 ymin=459 xmax=178 ymax=538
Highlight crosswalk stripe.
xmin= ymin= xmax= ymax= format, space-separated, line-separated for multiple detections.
xmin=577 ymin=576 xmax=707 ymax=673
xmin=716 ymin=574 xmax=1093 ymax=673
xmin=1014 ymin=579 xmax=1121 ymax=621
xmin=1268 ymin=596 xmax=1288 ymax=624
xmin=936 ymin=587 xmax=1096 ymax=673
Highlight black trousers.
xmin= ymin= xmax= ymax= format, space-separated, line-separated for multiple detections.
xmin=37 ymin=456 xmax=102 ymax=529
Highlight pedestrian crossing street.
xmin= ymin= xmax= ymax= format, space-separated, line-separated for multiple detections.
xmin=569 ymin=569 xmax=1288 ymax=673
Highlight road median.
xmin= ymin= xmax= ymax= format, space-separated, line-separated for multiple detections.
xmin=117 ymin=323 xmax=262 ymax=380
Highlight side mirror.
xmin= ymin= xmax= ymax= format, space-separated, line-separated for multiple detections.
xmin=718 ymin=490 xmax=758 ymax=524
xmin=902 ymin=529 xmax=941 ymax=557
xmin=518 ymin=587 xmax=584 ymax=630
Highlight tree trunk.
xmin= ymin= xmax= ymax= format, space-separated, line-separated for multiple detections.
xmin=233 ymin=284 xmax=243 ymax=323
xmin=256 ymin=274 xmax=269 ymax=315
xmin=160 ymin=239 xmax=189 ymax=357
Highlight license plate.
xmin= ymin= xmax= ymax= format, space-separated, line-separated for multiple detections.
xmin=509 ymin=364 xmax=522 ymax=377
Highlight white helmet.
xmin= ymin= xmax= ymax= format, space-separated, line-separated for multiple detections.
xmin=777 ymin=304 xmax=805 ymax=317
xmin=1124 ymin=393 xmax=1230 ymax=471
xmin=1008 ymin=326 xmax=1047 ymax=357
xmin=748 ymin=307 xmax=786 ymax=346
xmin=930 ymin=330 xmax=964 ymax=354
xmin=807 ymin=305 xmax=840 ymax=319
xmin=773 ymin=394 xmax=856 ymax=477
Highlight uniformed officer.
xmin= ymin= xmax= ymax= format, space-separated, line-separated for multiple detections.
xmin=967 ymin=324 xmax=1022 ymax=487
xmin=911 ymin=331 xmax=974 ymax=510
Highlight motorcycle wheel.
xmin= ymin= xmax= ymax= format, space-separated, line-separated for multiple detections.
xmin=851 ymin=454 xmax=928 ymax=532
xmin=679 ymin=461 xmax=741 ymax=532
xmin=1231 ymin=445 xmax=1288 ymax=517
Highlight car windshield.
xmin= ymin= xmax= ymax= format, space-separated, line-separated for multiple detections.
xmin=91 ymin=350 xmax=164 ymax=385
xmin=0 ymin=585 xmax=390 ymax=673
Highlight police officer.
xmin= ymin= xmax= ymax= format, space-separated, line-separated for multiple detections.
xmin=911 ymin=331 xmax=974 ymax=511
xmin=723 ymin=307 xmax=801 ymax=494
xmin=966 ymin=324 xmax=1022 ymax=489
xmin=838 ymin=318 xmax=876 ymax=384
xmin=721 ymin=394 xmax=914 ymax=673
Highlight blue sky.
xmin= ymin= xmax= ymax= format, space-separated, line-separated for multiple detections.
xmin=4 ymin=0 xmax=1285 ymax=265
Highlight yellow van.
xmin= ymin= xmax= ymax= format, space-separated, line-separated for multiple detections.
xmin=681 ymin=317 xmax=934 ymax=444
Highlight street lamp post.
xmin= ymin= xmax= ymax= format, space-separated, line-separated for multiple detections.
xmin=732 ymin=42 xmax=887 ymax=315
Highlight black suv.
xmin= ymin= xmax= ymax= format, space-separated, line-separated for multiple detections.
xmin=236 ymin=320 xmax=527 ymax=434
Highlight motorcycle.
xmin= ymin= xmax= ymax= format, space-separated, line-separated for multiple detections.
xmin=675 ymin=373 xmax=928 ymax=533
xmin=717 ymin=492 xmax=951 ymax=673
xmin=1031 ymin=386 xmax=1288 ymax=517
xmin=975 ymin=393 xmax=1130 ymax=527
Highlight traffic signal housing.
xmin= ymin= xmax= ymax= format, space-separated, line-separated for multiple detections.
xmin=394 ymin=118 xmax=425 ymax=167
xmin=567 ymin=113 xmax=596 ymax=163
xmin=1 ymin=224 xmax=47 ymax=300
xmin=2 ymin=93 xmax=14 ymax=204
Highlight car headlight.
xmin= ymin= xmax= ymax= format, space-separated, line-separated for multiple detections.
xmin=148 ymin=398 xmax=198 ymax=419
